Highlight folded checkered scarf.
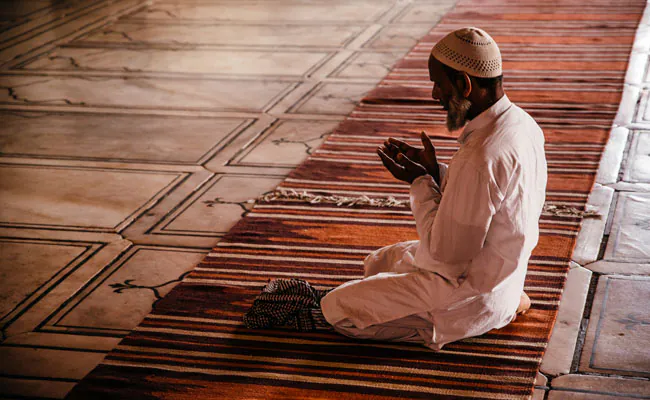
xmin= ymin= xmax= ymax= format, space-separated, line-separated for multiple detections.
xmin=244 ymin=279 xmax=333 ymax=331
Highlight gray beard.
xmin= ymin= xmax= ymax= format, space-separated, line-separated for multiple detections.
xmin=446 ymin=88 xmax=472 ymax=132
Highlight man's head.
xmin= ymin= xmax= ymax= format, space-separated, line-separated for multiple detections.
xmin=428 ymin=27 xmax=504 ymax=131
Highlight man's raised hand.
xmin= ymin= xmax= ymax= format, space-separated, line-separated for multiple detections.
xmin=377 ymin=148 xmax=427 ymax=184
xmin=384 ymin=132 xmax=441 ymax=185
xmin=419 ymin=132 xmax=441 ymax=185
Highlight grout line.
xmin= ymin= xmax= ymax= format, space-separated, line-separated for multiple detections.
xmin=570 ymin=273 xmax=601 ymax=373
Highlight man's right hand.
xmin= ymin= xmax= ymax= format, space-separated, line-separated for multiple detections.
xmin=383 ymin=132 xmax=441 ymax=185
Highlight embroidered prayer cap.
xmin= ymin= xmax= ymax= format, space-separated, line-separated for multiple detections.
xmin=431 ymin=27 xmax=502 ymax=78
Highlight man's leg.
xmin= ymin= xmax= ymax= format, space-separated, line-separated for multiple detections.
xmin=321 ymin=267 xmax=452 ymax=340
xmin=332 ymin=314 xmax=433 ymax=346
xmin=363 ymin=240 xmax=419 ymax=278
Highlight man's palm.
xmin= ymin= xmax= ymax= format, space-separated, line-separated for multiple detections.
xmin=386 ymin=132 xmax=441 ymax=184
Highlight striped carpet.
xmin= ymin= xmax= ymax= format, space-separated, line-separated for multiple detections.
xmin=67 ymin=0 xmax=646 ymax=399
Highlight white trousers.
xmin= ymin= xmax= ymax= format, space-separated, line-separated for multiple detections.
xmin=322 ymin=241 xmax=435 ymax=346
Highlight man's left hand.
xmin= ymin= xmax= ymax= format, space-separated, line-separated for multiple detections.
xmin=377 ymin=149 xmax=427 ymax=184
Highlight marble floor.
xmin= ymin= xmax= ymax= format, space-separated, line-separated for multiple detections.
xmin=0 ymin=0 xmax=649 ymax=399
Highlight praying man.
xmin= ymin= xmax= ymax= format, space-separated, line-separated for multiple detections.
xmin=245 ymin=27 xmax=547 ymax=351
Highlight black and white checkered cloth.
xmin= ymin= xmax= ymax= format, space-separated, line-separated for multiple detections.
xmin=243 ymin=279 xmax=333 ymax=332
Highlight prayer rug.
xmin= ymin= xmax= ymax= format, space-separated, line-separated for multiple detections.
xmin=67 ymin=0 xmax=646 ymax=398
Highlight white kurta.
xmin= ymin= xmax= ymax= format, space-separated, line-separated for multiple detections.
xmin=321 ymin=95 xmax=548 ymax=350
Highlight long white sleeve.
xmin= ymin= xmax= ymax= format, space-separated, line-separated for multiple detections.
xmin=409 ymin=162 xmax=503 ymax=287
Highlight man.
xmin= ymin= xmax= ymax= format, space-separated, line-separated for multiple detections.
xmin=245 ymin=27 xmax=546 ymax=351
xmin=317 ymin=27 xmax=547 ymax=350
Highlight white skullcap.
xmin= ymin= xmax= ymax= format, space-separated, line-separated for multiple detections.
xmin=431 ymin=27 xmax=502 ymax=78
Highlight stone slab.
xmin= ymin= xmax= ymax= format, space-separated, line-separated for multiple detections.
xmin=552 ymin=374 xmax=650 ymax=397
xmin=363 ymin=24 xmax=433 ymax=49
xmin=26 ymin=48 xmax=331 ymax=77
xmin=579 ymin=275 xmax=650 ymax=377
xmin=231 ymin=119 xmax=340 ymax=168
xmin=0 ymin=346 xmax=105 ymax=379
xmin=288 ymin=82 xmax=376 ymax=115
xmin=587 ymin=260 xmax=650 ymax=275
xmin=622 ymin=131 xmax=650 ymax=183
xmin=0 ymin=76 xmax=296 ymax=113
xmin=540 ymin=266 xmax=592 ymax=376
xmin=604 ymin=192 xmax=650 ymax=261
xmin=77 ymin=21 xmax=365 ymax=48
xmin=51 ymin=246 xmax=206 ymax=332
xmin=0 ymin=164 xmax=181 ymax=231
xmin=0 ymin=111 xmax=252 ymax=164
xmin=128 ymin=1 xmax=394 ymax=22
xmin=329 ymin=51 xmax=406 ymax=80
xmin=0 ymin=376 xmax=75 ymax=399
xmin=572 ymin=184 xmax=614 ymax=265
xmin=596 ymin=127 xmax=629 ymax=185
xmin=614 ymin=85 xmax=640 ymax=126
xmin=0 ymin=240 xmax=88 ymax=323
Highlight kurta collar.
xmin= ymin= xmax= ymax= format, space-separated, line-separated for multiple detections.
xmin=458 ymin=94 xmax=512 ymax=144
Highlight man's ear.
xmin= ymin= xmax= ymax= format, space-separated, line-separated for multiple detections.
xmin=461 ymin=72 xmax=472 ymax=98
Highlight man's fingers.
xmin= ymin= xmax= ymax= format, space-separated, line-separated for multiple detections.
xmin=396 ymin=153 xmax=419 ymax=170
xmin=378 ymin=148 xmax=400 ymax=171
xmin=388 ymin=137 xmax=410 ymax=152
xmin=421 ymin=131 xmax=436 ymax=153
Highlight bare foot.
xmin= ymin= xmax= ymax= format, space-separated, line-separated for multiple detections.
xmin=516 ymin=292 xmax=531 ymax=316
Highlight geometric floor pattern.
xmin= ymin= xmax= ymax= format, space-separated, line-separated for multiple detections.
xmin=0 ymin=0 xmax=648 ymax=398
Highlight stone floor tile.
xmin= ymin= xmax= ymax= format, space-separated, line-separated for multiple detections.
xmin=540 ymin=266 xmax=592 ymax=376
xmin=0 ymin=76 xmax=297 ymax=113
xmin=363 ymin=24 xmax=433 ymax=49
xmin=551 ymin=374 xmax=650 ymax=398
xmin=45 ymin=246 xmax=206 ymax=334
xmin=635 ymin=88 xmax=650 ymax=125
xmin=0 ymin=377 xmax=75 ymax=399
xmin=1 ymin=237 xmax=131 ymax=339
xmin=1 ymin=0 xmax=94 ymax=48
xmin=572 ymin=184 xmax=614 ymax=265
xmin=604 ymin=192 xmax=650 ymax=261
xmin=625 ymin=53 xmax=649 ymax=86
xmin=122 ymin=169 xmax=256 ymax=249
xmin=26 ymin=48 xmax=332 ymax=77
xmin=0 ymin=346 xmax=106 ymax=379
xmin=230 ymin=119 xmax=340 ymax=168
xmin=0 ymin=164 xmax=183 ymax=232
xmin=288 ymin=82 xmax=377 ymax=115
xmin=0 ymin=0 xmax=58 ymax=19
xmin=535 ymin=372 xmax=548 ymax=387
xmin=139 ymin=174 xmax=284 ymax=244
xmin=531 ymin=388 xmax=546 ymax=400
xmin=0 ymin=240 xmax=88 ymax=323
xmin=579 ymin=275 xmax=650 ymax=378
xmin=548 ymin=390 xmax=640 ymax=400
xmin=0 ymin=0 xmax=144 ymax=68
xmin=614 ymin=85 xmax=641 ymax=126
xmin=329 ymin=51 xmax=406 ymax=80
xmin=128 ymin=1 xmax=394 ymax=23
xmin=608 ymin=181 xmax=650 ymax=192
xmin=0 ymin=111 xmax=253 ymax=164
xmin=4 ymin=332 xmax=120 ymax=352
xmin=122 ymin=169 xmax=285 ymax=249
xmin=596 ymin=127 xmax=629 ymax=185
xmin=622 ymin=131 xmax=650 ymax=183
xmin=587 ymin=260 xmax=650 ymax=275
xmin=633 ymin=24 xmax=650 ymax=53
xmin=76 ymin=21 xmax=365 ymax=48
xmin=392 ymin=2 xmax=456 ymax=23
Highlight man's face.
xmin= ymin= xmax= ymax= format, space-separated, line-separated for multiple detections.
xmin=428 ymin=56 xmax=452 ymax=110
xmin=428 ymin=55 xmax=472 ymax=131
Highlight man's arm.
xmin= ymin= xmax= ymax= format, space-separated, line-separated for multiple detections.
xmin=410 ymin=162 xmax=503 ymax=285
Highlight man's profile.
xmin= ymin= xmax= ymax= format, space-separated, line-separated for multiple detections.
xmin=245 ymin=27 xmax=547 ymax=351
